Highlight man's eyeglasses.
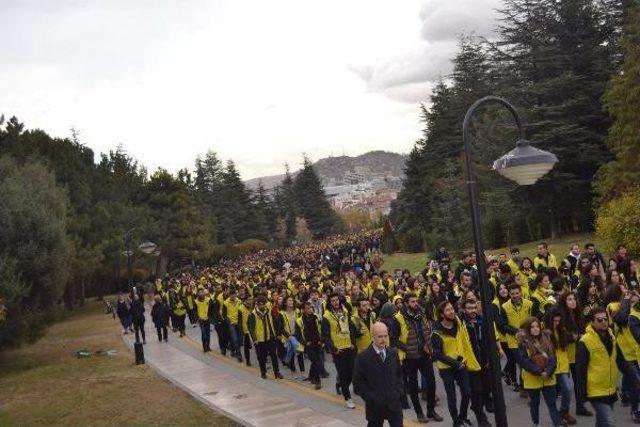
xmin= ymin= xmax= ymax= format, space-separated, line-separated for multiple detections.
xmin=594 ymin=317 xmax=608 ymax=323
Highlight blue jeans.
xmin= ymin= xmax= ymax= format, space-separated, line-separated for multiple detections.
xmin=591 ymin=401 xmax=615 ymax=427
xmin=227 ymin=322 xmax=241 ymax=354
xmin=556 ymin=373 xmax=572 ymax=413
xmin=620 ymin=360 xmax=640 ymax=412
xmin=199 ymin=319 xmax=211 ymax=350
xmin=528 ymin=386 xmax=561 ymax=426
xmin=284 ymin=336 xmax=300 ymax=364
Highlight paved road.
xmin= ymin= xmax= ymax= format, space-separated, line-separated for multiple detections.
xmin=122 ymin=308 xmax=637 ymax=426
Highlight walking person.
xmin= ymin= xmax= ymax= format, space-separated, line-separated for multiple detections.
xmin=278 ymin=296 xmax=305 ymax=377
xmin=173 ymin=295 xmax=187 ymax=337
xmin=544 ymin=307 xmax=577 ymax=425
xmin=515 ymin=316 xmax=563 ymax=427
xmin=248 ymin=296 xmax=283 ymax=380
xmin=322 ymin=292 xmax=357 ymax=409
xmin=431 ymin=301 xmax=477 ymax=427
xmin=151 ymin=294 xmax=169 ymax=342
xmin=130 ymin=293 xmax=146 ymax=344
xmin=295 ymin=301 xmax=323 ymax=389
xmin=238 ymin=296 xmax=253 ymax=367
xmin=392 ymin=292 xmax=442 ymax=423
xmin=353 ymin=322 xmax=404 ymax=427
xmin=576 ymin=307 xmax=622 ymax=427
xmin=194 ymin=290 xmax=212 ymax=352
xmin=116 ymin=293 xmax=132 ymax=334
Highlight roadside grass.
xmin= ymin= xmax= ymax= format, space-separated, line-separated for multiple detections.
xmin=384 ymin=232 xmax=599 ymax=274
xmin=0 ymin=299 xmax=236 ymax=427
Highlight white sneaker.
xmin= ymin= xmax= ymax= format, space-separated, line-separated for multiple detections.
xmin=346 ymin=399 xmax=355 ymax=409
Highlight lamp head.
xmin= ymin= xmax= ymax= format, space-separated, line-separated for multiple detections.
xmin=492 ymin=139 xmax=558 ymax=185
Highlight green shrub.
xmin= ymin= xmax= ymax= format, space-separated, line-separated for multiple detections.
xmin=596 ymin=188 xmax=640 ymax=255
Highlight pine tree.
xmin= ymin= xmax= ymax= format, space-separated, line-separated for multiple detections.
xmin=595 ymin=5 xmax=640 ymax=202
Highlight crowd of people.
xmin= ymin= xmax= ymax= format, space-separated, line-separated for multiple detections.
xmin=115 ymin=232 xmax=640 ymax=427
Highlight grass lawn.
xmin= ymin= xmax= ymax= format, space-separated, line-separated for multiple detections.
xmin=0 ymin=299 xmax=236 ymax=426
xmin=384 ymin=232 xmax=600 ymax=274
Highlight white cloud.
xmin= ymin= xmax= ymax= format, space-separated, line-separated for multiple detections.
xmin=0 ymin=0 xmax=500 ymax=180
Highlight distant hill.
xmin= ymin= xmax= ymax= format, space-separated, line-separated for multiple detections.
xmin=245 ymin=150 xmax=408 ymax=190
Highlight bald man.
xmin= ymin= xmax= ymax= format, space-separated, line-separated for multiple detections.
xmin=353 ymin=322 xmax=405 ymax=427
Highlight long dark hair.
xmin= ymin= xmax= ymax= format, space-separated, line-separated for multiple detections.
xmin=558 ymin=291 xmax=584 ymax=334
xmin=544 ymin=306 xmax=571 ymax=350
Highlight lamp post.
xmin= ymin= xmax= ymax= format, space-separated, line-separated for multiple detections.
xmin=124 ymin=227 xmax=136 ymax=292
xmin=462 ymin=96 xmax=558 ymax=427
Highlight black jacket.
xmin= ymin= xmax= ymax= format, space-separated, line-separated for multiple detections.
xmin=353 ymin=345 xmax=404 ymax=421
xmin=151 ymin=302 xmax=170 ymax=327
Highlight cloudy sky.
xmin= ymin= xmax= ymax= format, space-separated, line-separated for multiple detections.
xmin=1 ymin=0 xmax=500 ymax=179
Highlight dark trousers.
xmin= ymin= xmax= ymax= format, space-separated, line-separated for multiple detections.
xmin=199 ymin=319 xmax=211 ymax=351
xmin=156 ymin=325 xmax=168 ymax=342
xmin=134 ymin=321 xmax=145 ymax=343
xmin=528 ymin=386 xmax=560 ymax=426
xmin=175 ymin=314 xmax=186 ymax=334
xmin=504 ymin=347 xmax=518 ymax=384
xmin=227 ymin=323 xmax=241 ymax=356
xmin=187 ymin=308 xmax=197 ymax=325
xmin=404 ymin=356 xmax=436 ymax=416
xmin=440 ymin=368 xmax=471 ymax=423
xmin=255 ymin=340 xmax=280 ymax=375
xmin=213 ymin=321 xmax=229 ymax=354
xmin=366 ymin=408 xmax=403 ymax=427
xmin=469 ymin=370 xmax=489 ymax=422
xmin=306 ymin=344 xmax=323 ymax=383
xmin=243 ymin=333 xmax=252 ymax=363
xmin=620 ymin=359 xmax=640 ymax=412
xmin=333 ymin=349 xmax=355 ymax=400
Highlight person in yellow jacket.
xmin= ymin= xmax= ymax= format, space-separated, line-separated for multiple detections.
xmin=534 ymin=242 xmax=558 ymax=271
xmin=544 ymin=307 xmax=577 ymax=425
xmin=497 ymin=283 xmax=533 ymax=392
xmin=238 ymin=296 xmax=253 ymax=367
xmin=431 ymin=301 xmax=479 ymax=427
xmin=607 ymin=288 xmax=640 ymax=423
xmin=172 ymin=294 xmax=187 ymax=337
xmin=576 ymin=307 xmax=623 ymax=427
xmin=194 ymin=290 xmax=212 ymax=352
xmin=352 ymin=297 xmax=376 ymax=353
xmin=515 ymin=316 xmax=562 ymax=427
xmin=247 ymin=296 xmax=283 ymax=379
xmin=321 ymin=292 xmax=357 ymax=409
xmin=222 ymin=288 xmax=244 ymax=362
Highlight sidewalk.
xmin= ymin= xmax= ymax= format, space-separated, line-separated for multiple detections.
xmin=121 ymin=307 xmax=638 ymax=427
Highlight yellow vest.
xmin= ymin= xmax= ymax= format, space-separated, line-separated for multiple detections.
xmin=295 ymin=315 xmax=321 ymax=353
xmin=194 ymin=297 xmax=210 ymax=321
xmin=239 ymin=304 xmax=251 ymax=335
xmin=553 ymin=331 xmax=569 ymax=374
xmin=173 ymin=299 xmax=187 ymax=316
xmin=352 ymin=311 xmax=376 ymax=353
xmin=580 ymin=325 xmax=620 ymax=399
xmin=520 ymin=343 xmax=557 ymax=389
xmin=224 ymin=298 xmax=241 ymax=325
xmin=251 ymin=309 xmax=276 ymax=343
xmin=323 ymin=308 xmax=352 ymax=350
xmin=502 ymin=299 xmax=533 ymax=348
xmin=607 ymin=302 xmax=640 ymax=361
xmin=534 ymin=254 xmax=558 ymax=270
xmin=432 ymin=318 xmax=481 ymax=372
xmin=507 ymin=258 xmax=520 ymax=274
xmin=531 ymin=289 xmax=551 ymax=315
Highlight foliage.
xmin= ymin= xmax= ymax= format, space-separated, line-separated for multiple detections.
xmin=595 ymin=5 xmax=640 ymax=203
xmin=339 ymin=209 xmax=372 ymax=233
xmin=0 ymin=157 xmax=72 ymax=348
xmin=596 ymin=188 xmax=640 ymax=255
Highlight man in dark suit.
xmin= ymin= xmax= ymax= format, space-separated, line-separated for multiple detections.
xmin=353 ymin=321 xmax=405 ymax=427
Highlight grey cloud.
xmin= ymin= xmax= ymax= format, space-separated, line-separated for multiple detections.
xmin=420 ymin=0 xmax=501 ymax=43
xmin=352 ymin=0 xmax=501 ymax=103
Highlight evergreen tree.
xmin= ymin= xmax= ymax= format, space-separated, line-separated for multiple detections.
xmin=293 ymin=156 xmax=341 ymax=238
xmin=595 ymin=5 xmax=640 ymax=203
xmin=279 ymin=165 xmax=298 ymax=242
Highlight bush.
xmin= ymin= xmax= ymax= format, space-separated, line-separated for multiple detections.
xmin=596 ymin=188 xmax=640 ymax=255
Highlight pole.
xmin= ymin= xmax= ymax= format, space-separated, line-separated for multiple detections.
xmin=125 ymin=227 xmax=136 ymax=293
xmin=462 ymin=95 xmax=524 ymax=427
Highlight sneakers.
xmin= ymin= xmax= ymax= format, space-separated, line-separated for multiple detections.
xmin=260 ymin=372 xmax=267 ymax=379
xmin=314 ymin=383 xmax=322 ymax=390
xmin=416 ymin=414 xmax=428 ymax=423
xmin=275 ymin=372 xmax=284 ymax=379
xmin=346 ymin=399 xmax=355 ymax=409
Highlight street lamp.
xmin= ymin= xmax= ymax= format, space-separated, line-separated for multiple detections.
xmin=124 ymin=227 xmax=136 ymax=292
xmin=462 ymin=95 xmax=558 ymax=427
